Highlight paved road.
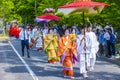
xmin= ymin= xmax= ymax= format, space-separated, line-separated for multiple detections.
xmin=0 ymin=39 xmax=120 ymax=80
xmin=0 ymin=41 xmax=33 ymax=80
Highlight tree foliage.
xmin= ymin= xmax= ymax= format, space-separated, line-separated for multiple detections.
xmin=0 ymin=0 xmax=120 ymax=27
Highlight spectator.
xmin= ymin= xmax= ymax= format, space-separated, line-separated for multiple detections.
xmin=99 ymin=30 xmax=105 ymax=56
xmin=104 ymin=30 xmax=111 ymax=57
xmin=109 ymin=30 xmax=117 ymax=59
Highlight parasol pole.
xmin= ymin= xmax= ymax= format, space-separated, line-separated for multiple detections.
xmin=82 ymin=10 xmax=88 ymax=71
xmin=84 ymin=25 xmax=88 ymax=71
xmin=82 ymin=11 xmax=85 ymax=26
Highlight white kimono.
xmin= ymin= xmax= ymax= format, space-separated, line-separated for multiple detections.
xmin=36 ymin=31 xmax=43 ymax=48
xmin=86 ymin=31 xmax=99 ymax=67
xmin=76 ymin=34 xmax=91 ymax=74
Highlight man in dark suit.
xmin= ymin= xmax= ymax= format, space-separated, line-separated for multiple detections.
xmin=19 ymin=26 xmax=30 ymax=58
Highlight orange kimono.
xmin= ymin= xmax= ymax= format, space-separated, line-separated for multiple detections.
xmin=69 ymin=34 xmax=77 ymax=41
xmin=57 ymin=35 xmax=77 ymax=77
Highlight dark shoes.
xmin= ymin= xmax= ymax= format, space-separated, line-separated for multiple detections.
xmin=22 ymin=54 xmax=24 ymax=57
xmin=21 ymin=54 xmax=30 ymax=58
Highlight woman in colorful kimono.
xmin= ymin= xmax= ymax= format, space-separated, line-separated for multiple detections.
xmin=36 ymin=28 xmax=43 ymax=51
xmin=44 ymin=28 xmax=58 ymax=63
xmin=57 ymin=28 xmax=77 ymax=79
xmin=76 ymin=26 xmax=91 ymax=78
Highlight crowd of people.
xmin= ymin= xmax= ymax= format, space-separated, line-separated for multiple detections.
xmin=8 ymin=22 xmax=119 ymax=79
xmin=94 ymin=23 xmax=119 ymax=58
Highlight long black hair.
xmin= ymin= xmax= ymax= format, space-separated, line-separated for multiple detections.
xmin=48 ymin=28 xmax=53 ymax=34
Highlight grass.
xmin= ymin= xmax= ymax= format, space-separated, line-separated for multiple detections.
xmin=0 ymin=33 xmax=9 ymax=41
xmin=116 ymin=58 xmax=120 ymax=60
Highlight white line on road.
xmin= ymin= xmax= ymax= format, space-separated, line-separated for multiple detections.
xmin=8 ymin=41 xmax=39 ymax=80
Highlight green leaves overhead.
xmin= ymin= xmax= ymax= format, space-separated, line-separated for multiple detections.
xmin=0 ymin=0 xmax=119 ymax=27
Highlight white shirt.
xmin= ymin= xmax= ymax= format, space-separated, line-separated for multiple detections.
xmin=19 ymin=29 xmax=29 ymax=40
xmin=104 ymin=32 xmax=110 ymax=40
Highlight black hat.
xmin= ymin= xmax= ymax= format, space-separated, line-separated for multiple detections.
xmin=81 ymin=26 xmax=85 ymax=30
xmin=22 ymin=25 xmax=26 ymax=28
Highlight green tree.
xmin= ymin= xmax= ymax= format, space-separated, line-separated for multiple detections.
xmin=0 ymin=0 xmax=120 ymax=28
xmin=0 ymin=0 xmax=14 ymax=25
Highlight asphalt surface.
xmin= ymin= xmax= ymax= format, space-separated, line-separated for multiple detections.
xmin=0 ymin=39 xmax=120 ymax=80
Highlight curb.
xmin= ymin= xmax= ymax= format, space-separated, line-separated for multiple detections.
xmin=98 ymin=56 xmax=120 ymax=67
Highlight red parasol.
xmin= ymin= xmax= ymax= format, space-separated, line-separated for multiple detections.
xmin=57 ymin=0 xmax=108 ymax=25
xmin=37 ymin=14 xmax=60 ymax=21
xmin=59 ymin=1 xmax=108 ymax=8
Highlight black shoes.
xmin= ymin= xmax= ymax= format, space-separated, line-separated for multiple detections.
xmin=22 ymin=51 xmax=30 ymax=58
xmin=22 ymin=54 xmax=24 ymax=57
xmin=21 ymin=54 xmax=30 ymax=58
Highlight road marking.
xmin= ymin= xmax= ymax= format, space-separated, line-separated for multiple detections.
xmin=8 ymin=41 xmax=39 ymax=80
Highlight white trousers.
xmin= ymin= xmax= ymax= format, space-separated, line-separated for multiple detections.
xmin=90 ymin=48 xmax=96 ymax=67
xmin=79 ymin=53 xmax=90 ymax=74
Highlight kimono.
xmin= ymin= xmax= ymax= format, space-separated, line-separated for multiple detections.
xmin=9 ymin=26 xmax=14 ymax=37
xmin=69 ymin=34 xmax=77 ymax=42
xmin=13 ymin=27 xmax=16 ymax=37
xmin=44 ymin=34 xmax=58 ymax=63
xmin=76 ymin=34 xmax=91 ymax=74
xmin=36 ymin=31 xmax=43 ymax=51
xmin=57 ymin=35 xmax=77 ymax=77
xmin=15 ymin=27 xmax=21 ymax=38
xmin=86 ymin=31 xmax=99 ymax=67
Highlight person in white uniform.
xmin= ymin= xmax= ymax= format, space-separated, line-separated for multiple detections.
xmin=86 ymin=24 xmax=99 ymax=71
xmin=76 ymin=26 xmax=91 ymax=78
